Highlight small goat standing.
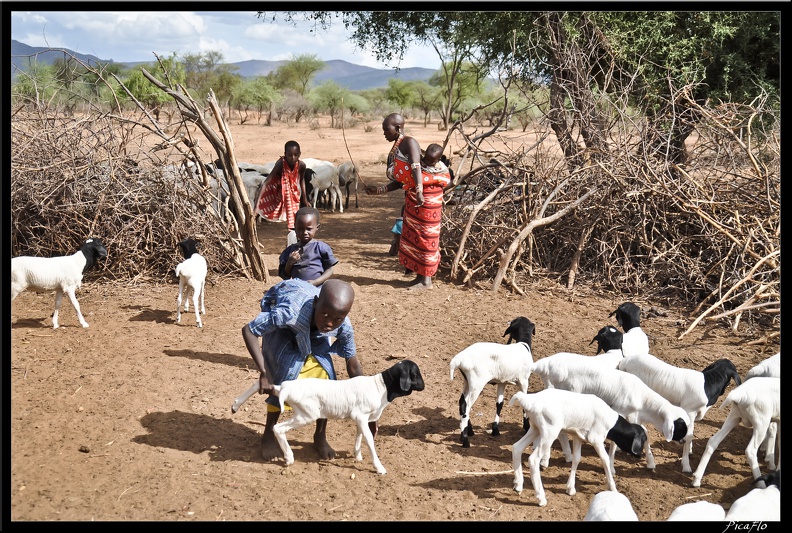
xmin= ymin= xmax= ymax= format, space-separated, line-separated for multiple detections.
xmin=11 ymin=237 xmax=107 ymax=329
xmin=271 ymin=359 xmax=425 ymax=474
xmin=175 ymin=238 xmax=207 ymax=328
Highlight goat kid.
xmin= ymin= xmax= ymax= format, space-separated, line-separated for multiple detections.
xmin=450 ymin=317 xmax=535 ymax=447
xmin=272 ymin=359 xmax=425 ymax=474
xmin=175 ymin=238 xmax=207 ymax=328
xmin=609 ymin=302 xmax=649 ymax=356
xmin=11 ymin=237 xmax=108 ymax=329
xmin=337 ymin=161 xmax=359 ymax=209
xmin=510 ymin=388 xmax=646 ymax=507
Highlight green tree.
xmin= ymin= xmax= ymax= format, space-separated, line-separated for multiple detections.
xmin=231 ymin=77 xmax=281 ymax=124
xmin=123 ymin=54 xmax=186 ymax=121
xmin=275 ymin=54 xmax=325 ymax=97
xmin=430 ymin=60 xmax=486 ymax=128
xmin=310 ymin=80 xmax=350 ymax=127
xmin=406 ymin=81 xmax=440 ymax=127
xmin=11 ymin=62 xmax=58 ymax=107
xmin=384 ymin=78 xmax=412 ymax=115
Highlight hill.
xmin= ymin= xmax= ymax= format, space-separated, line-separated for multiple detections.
xmin=10 ymin=39 xmax=437 ymax=90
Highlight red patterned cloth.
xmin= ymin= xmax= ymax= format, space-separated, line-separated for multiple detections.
xmin=256 ymin=157 xmax=302 ymax=228
xmin=399 ymin=183 xmax=444 ymax=277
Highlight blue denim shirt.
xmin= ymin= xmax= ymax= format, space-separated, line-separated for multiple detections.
xmin=247 ymin=279 xmax=356 ymax=406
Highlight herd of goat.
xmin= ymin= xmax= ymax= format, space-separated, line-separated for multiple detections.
xmin=10 ymin=216 xmax=780 ymax=521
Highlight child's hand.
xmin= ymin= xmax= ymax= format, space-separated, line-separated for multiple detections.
xmin=286 ymin=249 xmax=301 ymax=266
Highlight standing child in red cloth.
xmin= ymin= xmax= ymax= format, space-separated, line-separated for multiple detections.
xmin=256 ymin=140 xmax=311 ymax=245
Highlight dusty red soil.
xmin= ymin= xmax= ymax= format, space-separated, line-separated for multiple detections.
xmin=8 ymin=117 xmax=779 ymax=522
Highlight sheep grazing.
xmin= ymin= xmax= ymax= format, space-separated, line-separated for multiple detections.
xmin=175 ymin=238 xmax=207 ymax=328
xmin=531 ymin=358 xmax=690 ymax=472
xmin=666 ymin=500 xmax=726 ymax=521
xmin=271 ymin=359 xmax=425 ymax=474
xmin=509 ymin=388 xmax=647 ymax=507
xmin=11 ymin=237 xmax=108 ymax=329
xmin=583 ymin=491 xmax=639 ymax=521
xmin=449 ymin=317 xmax=535 ymax=448
xmin=617 ymin=354 xmax=742 ymax=472
xmin=609 ymin=302 xmax=649 ymax=356
xmin=690 ymin=376 xmax=780 ymax=487
xmin=724 ymin=485 xmax=780 ymax=521
xmin=337 ymin=161 xmax=359 ymax=209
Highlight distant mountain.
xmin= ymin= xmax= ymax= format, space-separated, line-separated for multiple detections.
xmin=10 ymin=39 xmax=437 ymax=90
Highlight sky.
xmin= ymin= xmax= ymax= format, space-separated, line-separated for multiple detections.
xmin=10 ymin=10 xmax=443 ymax=69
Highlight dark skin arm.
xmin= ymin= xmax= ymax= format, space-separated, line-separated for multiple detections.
xmin=309 ymin=265 xmax=334 ymax=287
xmin=241 ymin=324 xmax=276 ymax=394
xmin=365 ymin=180 xmax=402 ymax=195
xmin=400 ymin=136 xmax=425 ymax=206
xmin=298 ymin=162 xmax=310 ymax=207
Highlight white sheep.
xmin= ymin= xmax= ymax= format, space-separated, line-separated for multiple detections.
xmin=531 ymin=359 xmax=690 ymax=472
xmin=509 ymin=388 xmax=647 ymax=507
xmin=724 ymin=485 xmax=780 ymax=521
xmin=745 ymin=352 xmax=781 ymax=469
xmin=271 ymin=359 xmax=425 ymax=474
xmin=449 ymin=316 xmax=535 ymax=448
xmin=11 ymin=237 xmax=108 ymax=329
xmin=617 ymin=353 xmax=742 ymax=472
xmin=303 ymin=158 xmax=343 ymax=213
xmin=337 ymin=161 xmax=359 ymax=209
xmin=583 ymin=491 xmax=639 ymax=521
xmin=666 ymin=500 xmax=726 ymax=521
xmin=175 ymin=238 xmax=207 ymax=328
xmin=610 ymin=302 xmax=649 ymax=356
xmin=690 ymin=376 xmax=780 ymax=487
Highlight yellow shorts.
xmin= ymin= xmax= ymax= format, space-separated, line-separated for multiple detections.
xmin=267 ymin=354 xmax=329 ymax=413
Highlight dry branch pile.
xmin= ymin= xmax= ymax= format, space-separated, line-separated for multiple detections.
xmin=10 ymin=106 xmax=244 ymax=283
xmin=440 ymin=98 xmax=779 ymax=338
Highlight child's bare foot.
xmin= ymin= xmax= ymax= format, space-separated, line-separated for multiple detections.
xmin=260 ymin=430 xmax=283 ymax=461
xmin=314 ymin=436 xmax=336 ymax=460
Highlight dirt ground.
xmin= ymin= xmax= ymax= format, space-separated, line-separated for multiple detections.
xmin=8 ymin=116 xmax=780 ymax=522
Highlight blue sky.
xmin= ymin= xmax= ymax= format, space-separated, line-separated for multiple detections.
xmin=10 ymin=10 xmax=443 ymax=69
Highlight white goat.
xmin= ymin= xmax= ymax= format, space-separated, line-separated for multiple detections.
xmin=449 ymin=316 xmax=535 ymax=447
xmin=337 ymin=161 xmax=359 ymax=209
xmin=609 ymin=302 xmax=649 ymax=356
xmin=303 ymin=158 xmax=343 ymax=213
xmin=666 ymin=500 xmax=726 ymax=521
xmin=617 ymin=354 xmax=742 ymax=472
xmin=724 ymin=485 xmax=780 ymax=521
xmin=11 ymin=238 xmax=108 ymax=329
xmin=175 ymin=238 xmax=207 ymax=328
xmin=272 ymin=360 xmax=425 ymax=474
xmin=745 ymin=352 xmax=781 ymax=469
xmin=509 ymin=388 xmax=647 ymax=507
xmin=583 ymin=491 xmax=639 ymax=521
xmin=532 ymin=359 xmax=690 ymax=472
xmin=690 ymin=376 xmax=780 ymax=487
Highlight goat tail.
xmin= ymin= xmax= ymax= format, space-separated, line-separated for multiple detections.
xmin=449 ymin=359 xmax=459 ymax=381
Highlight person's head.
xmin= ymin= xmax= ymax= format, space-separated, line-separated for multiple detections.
xmin=423 ymin=143 xmax=444 ymax=167
xmin=293 ymin=206 xmax=321 ymax=246
xmin=382 ymin=113 xmax=405 ymax=143
xmin=312 ymin=279 xmax=355 ymax=333
xmin=283 ymin=140 xmax=301 ymax=169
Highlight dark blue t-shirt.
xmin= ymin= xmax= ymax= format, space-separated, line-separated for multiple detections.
xmin=278 ymin=240 xmax=338 ymax=282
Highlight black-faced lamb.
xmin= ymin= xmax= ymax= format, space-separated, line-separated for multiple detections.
xmin=690 ymin=376 xmax=780 ymax=487
xmin=509 ymin=388 xmax=647 ymax=507
xmin=175 ymin=238 xmax=207 ymax=328
xmin=271 ymin=359 xmax=425 ymax=474
xmin=11 ymin=237 xmax=108 ymax=329
xmin=617 ymin=353 xmax=742 ymax=472
xmin=609 ymin=302 xmax=649 ymax=356
xmin=449 ymin=317 xmax=535 ymax=448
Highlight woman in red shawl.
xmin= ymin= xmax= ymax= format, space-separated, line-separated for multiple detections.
xmin=365 ymin=114 xmax=451 ymax=290
xmin=256 ymin=140 xmax=310 ymax=244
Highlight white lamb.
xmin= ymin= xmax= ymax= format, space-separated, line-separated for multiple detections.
xmin=583 ymin=491 xmax=639 ymax=521
xmin=690 ymin=376 xmax=780 ymax=487
xmin=175 ymin=238 xmax=207 ymax=328
xmin=745 ymin=352 xmax=781 ymax=469
xmin=449 ymin=316 xmax=535 ymax=448
xmin=617 ymin=353 xmax=742 ymax=472
xmin=509 ymin=388 xmax=647 ymax=507
xmin=303 ymin=158 xmax=343 ymax=213
xmin=531 ymin=359 xmax=690 ymax=472
xmin=11 ymin=237 xmax=108 ymax=329
xmin=271 ymin=359 xmax=425 ymax=474
xmin=724 ymin=485 xmax=780 ymax=521
xmin=609 ymin=302 xmax=649 ymax=356
xmin=666 ymin=500 xmax=726 ymax=521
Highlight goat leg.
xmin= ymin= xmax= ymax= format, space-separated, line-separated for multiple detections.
xmin=231 ymin=381 xmax=260 ymax=414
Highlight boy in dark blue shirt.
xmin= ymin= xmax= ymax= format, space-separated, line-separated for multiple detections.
xmin=278 ymin=206 xmax=338 ymax=286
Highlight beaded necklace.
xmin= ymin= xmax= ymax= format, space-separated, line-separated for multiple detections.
xmin=388 ymin=134 xmax=404 ymax=165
